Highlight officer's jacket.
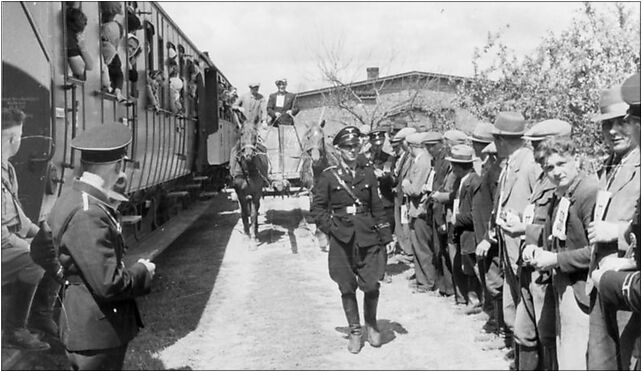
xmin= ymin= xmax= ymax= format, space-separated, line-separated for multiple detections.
xmin=311 ymin=158 xmax=392 ymax=247
xmin=49 ymin=177 xmax=152 ymax=351
xmin=523 ymin=174 xmax=556 ymax=249
xmin=472 ymin=155 xmax=501 ymax=244
xmin=401 ymin=151 xmax=432 ymax=218
xmin=454 ymin=171 xmax=481 ymax=254
xmin=551 ymin=172 xmax=599 ymax=310
xmin=1 ymin=161 xmax=38 ymax=263
xmin=370 ymin=150 xmax=394 ymax=207
xmin=594 ymin=147 xmax=641 ymax=261
xmin=266 ymin=91 xmax=298 ymax=126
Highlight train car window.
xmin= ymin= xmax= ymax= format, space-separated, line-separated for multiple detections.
xmin=64 ymin=4 xmax=92 ymax=80
xmin=99 ymin=1 xmax=126 ymax=101
xmin=125 ymin=3 xmax=143 ymax=98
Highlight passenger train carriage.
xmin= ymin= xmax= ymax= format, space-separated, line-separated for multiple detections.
xmin=2 ymin=1 xmax=238 ymax=245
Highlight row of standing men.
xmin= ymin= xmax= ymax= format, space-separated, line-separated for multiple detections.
xmin=311 ymin=72 xmax=640 ymax=369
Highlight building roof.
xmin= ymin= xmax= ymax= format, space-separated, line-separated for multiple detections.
xmin=296 ymin=70 xmax=473 ymax=98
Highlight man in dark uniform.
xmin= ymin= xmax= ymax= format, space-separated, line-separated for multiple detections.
xmin=48 ymin=124 xmax=155 ymax=370
xmin=311 ymin=126 xmax=395 ymax=354
xmin=367 ymin=127 xmax=395 ymax=231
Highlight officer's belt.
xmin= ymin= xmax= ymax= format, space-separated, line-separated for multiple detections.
xmin=332 ymin=205 xmax=370 ymax=216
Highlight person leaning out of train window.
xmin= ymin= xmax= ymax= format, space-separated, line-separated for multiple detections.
xmin=66 ymin=6 xmax=93 ymax=80
xmin=266 ymin=78 xmax=299 ymax=126
xmin=100 ymin=2 xmax=125 ymax=102
xmin=126 ymin=34 xmax=141 ymax=85
xmin=311 ymin=126 xmax=395 ymax=354
xmin=146 ymin=70 xmax=164 ymax=111
xmin=48 ymin=124 xmax=155 ymax=370
xmin=1 ymin=108 xmax=52 ymax=351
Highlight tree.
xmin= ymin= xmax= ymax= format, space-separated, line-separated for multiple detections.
xmin=455 ymin=2 xmax=640 ymax=159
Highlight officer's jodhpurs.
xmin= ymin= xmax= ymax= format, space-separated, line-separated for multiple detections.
xmin=329 ymin=235 xmax=386 ymax=326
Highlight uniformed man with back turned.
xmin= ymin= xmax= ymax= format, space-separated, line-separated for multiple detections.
xmin=311 ymin=126 xmax=395 ymax=354
xmin=48 ymin=124 xmax=156 ymax=370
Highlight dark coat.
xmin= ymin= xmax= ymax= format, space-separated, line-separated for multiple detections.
xmin=472 ymin=155 xmax=501 ymax=244
xmin=524 ymin=175 xmax=556 ymax=250
xmin=266 ymin=91 xmax=299 ymax=126
xmin=48 ymin=179 xmax=152 ymax=351
xmin=311 ymin=158 xmax=392 ymax=248
xmin=454 ymin=171 xmax=480 ymax=255
xmin=370 ymin=150 xmax=394 ymax=208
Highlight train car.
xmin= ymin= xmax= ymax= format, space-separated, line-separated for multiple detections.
xmin=1 ymin=1 xmax=238 ymax=246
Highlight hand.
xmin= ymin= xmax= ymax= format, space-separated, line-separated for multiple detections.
xmin=138 ymin=258 xmax=156 ymax=278
xmin=431 ymin=192 xmax=449 ymax=203
xmin=591 ymin=268 xmax=605 ymax=288
xmin=588 ymin=221 xmax=619 ymax=244
xmin=374 ymin=168 xmax=384 ymax=178
xmin=531 ymin=250 xmax=557 ymax=271
xmin=386 ymin=242 xmax=395 ymax=255
xmin=401 ymin=179 xmax=410 ymax=189
xmin=476 ymin=239 xmax=491 ymax=257
xmin=598 ymin=256 xmax=636 ymax=272
xmin=438 ymin=224 xmax=447 ymax=234
xmin=499 ymin=211 xmax=525 ymax=235
xmin=275 ymin=112 xmax=282 ymax=118
xmin=286 ymin=110 xmax=293 ymax=116
xmin=421 ymin=184 xmax=432 ymax=193
xmin=76 ymin=32 xmax=87 ymax=51
xmin=521 ymin=244 xmax=539 ymax=264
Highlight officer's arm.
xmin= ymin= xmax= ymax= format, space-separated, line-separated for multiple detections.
xmin=599 ymin=270 xmax=640 ymax=312
xmin=63 ymin=209 xmax=152 ymax=301
xmin=311 ymin=172 xmax=332 ymax=235
xmin=368 ymin=170 xmax=392 ymax=244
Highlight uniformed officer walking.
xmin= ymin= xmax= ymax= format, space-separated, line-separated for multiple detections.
xmin=48 ymin=124 xmax=156 ymax=370
xmin=311 ymin=126 xmax=395 ymax=354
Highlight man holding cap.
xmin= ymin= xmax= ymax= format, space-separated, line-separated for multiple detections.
xmin=311 ymin=126 xmax=394 ymax=354
xmin=232 ymin=82 xmax=266 ymax=126
xmin=48 ymin=124 xmax=155 ymax=370
xmin=402 ymin=132 xmax=438 ymax=294
xmin=391 ymin=127 xmax=416 ymax=260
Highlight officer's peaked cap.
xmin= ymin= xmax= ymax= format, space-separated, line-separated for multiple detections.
xmin=71 ymin=124 xmax=131 ymax=163
xmin=522 ymin=119 xmax=572 ymax=141
xmin=333 ymin=126 xmax=361 ymax=147
xmin=369 ymin=128 xmax=387 ymax=145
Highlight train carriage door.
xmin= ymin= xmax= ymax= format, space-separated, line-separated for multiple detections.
xmin=196 ymin=66 xmax=218 ymax=172
xmin=2 ymin=2 xmax=54 ymax=222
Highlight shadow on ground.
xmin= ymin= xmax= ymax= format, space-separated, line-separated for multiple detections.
xmin=334 ymin=319 xmax=408 ymax=347
xmin=123 ymin=195 xmax=240 ymax=370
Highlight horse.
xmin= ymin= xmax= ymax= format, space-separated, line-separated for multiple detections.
xmin=299 ymin=120 xmax=340 ymax=250
xmin=230 ymin=115 xmax=270 ymax=244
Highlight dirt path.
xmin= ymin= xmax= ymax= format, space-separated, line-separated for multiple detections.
xmin=127 ymin=194 xmax=510 ymax=370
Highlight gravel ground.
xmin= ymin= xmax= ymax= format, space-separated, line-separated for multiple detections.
xmin=125 ymin=193 xmax=510 ymax=370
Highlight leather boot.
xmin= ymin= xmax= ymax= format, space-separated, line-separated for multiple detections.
xmin=2 ymin=281 xmax=50 ymax=351
xmin=347 ymin=324 xmax=363 ymax=354
xmin=28 ymin=273 xmax=61 ymax=338
xmin=517 ymin=345 xmax=539 ymax=370
xmin=541 ymin=346 xmax=557 ymax=371
xmin=364 ymin=290 xmax=382 ymax=347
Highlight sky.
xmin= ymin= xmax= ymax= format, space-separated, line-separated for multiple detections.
xmin=159 ymin=2 xmax=614 ymax=94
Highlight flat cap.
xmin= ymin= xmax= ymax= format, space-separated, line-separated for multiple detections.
xmin=71 ymin=124 xmax=131 ymax=163
xmin=481 ymin=142 xmax=497 ymax=154
xmin=470 ymin=122 xmax=495 ymax=143
xmin=391 ymin=127 xmax=417 ymax=142
xmin=443 ymin=129 xmax=468 ymax=145
xmin=445 ymin=144 xmax=475 ymax=163
xmin=421 ymin=131 xmax=442 ymax=144
xmin=405 ymin=132 xmax=425 ymax=146
xmin=492 ymin=112 xmax=526 ymax=136
xmin=248 ymin=82 xmax=260 ymax=88
xmin=621 ymin=73 xmax=640 ymax=106
xmin=592 ymin=86 xmax=627 ymax=122
xmin=275 ymin=78 xmax=287 ymax=85
xmin=333 ymin=126 xmax=361 ymax=147
xmin=522 ymin=119 xmax=572 ymax=141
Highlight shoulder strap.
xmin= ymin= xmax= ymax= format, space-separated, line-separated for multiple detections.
xmin=328 ymin=168 xmax=362 ymax=206
xmin=55 ymin=206 xmax=82 ymax=250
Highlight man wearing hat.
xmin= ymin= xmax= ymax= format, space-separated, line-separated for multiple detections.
xmin=48 ymin=124 xmax=155 ymax=370
xmin=311 ymin=126 xmax=394 ymax=354
xmin=491 ymin=111 xmax=542 ymax=365
xmin=390 ymin=127 xmax=416 ymax=260
xmin=470 ymin=123 xmax=505 ymax=344
xmin=511 ymin=119 xmax=571 ymax=370
xmin=584 ymin=83 xmax=641 ymax=370
xmin=449 ymin=144 xmax=484 ymax=314
xmin=1 ymin=108 xmax=52 ymax=351
xmin=402 ymin=132 xmax=438 ymax=294
xmin=266 ymin=78 xmax=298 ymax=127
xmin=429 ymin=129 xmax=468 ymax=299
xmin=232 ymin=82 xmax=266 ymax=126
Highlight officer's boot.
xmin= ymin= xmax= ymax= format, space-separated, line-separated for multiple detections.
xmin=517 ymin=345 xmax=539 ymax=370
xmin=541 ymin=345 xmax=557 ymax=371
xmin=363 ymin=290 xmax=382 ymax=347
xmin=3 ymin=281 xmax=50 ymax=351
xmin=341 ymin=293 xmax=362 ymax=354
xmin=28 ymin=272 xmax=61 ymax=339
